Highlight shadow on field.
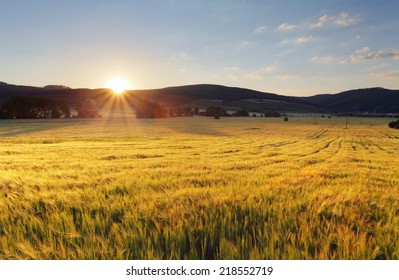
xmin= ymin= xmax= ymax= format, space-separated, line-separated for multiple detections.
xmin=160 ymin=119 xmax=230 ymax=136
xmin=0 ymin=119 xmax=86 ymax=137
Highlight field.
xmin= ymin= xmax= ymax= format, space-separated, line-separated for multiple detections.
xmin=1 ymin=116 xmax=399 ymax=260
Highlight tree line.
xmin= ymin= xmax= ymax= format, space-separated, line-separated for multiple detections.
xmin=0 ymin=95 xmax=282 ymax=120
xmin=0 ymin=95 xmax=101 ymax=119
xmin=200 ymin=106 xmax=281 ymax=118
xmin=136 ymin=104 xmax=281 ymax=119
xmin=0 ymin=95 xmax=70 ymax=119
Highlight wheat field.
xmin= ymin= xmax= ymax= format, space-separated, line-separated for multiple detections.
xmin=0 ymin=116 xmax=399 ymax=259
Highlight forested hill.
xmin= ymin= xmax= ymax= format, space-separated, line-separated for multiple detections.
xmin=300 ymin=87 xmax=399 ymax=113
xmin=1 ymin=81 xmax=399 ymax=113
xmin=129 ymin=84 xmax=297 ymax=103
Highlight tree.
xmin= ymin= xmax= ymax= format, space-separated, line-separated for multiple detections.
xmin=35 ymin=96 xmax=54 ymax=118
xmin=78 ymin=99 xmax=98 ymax=118
xmin=152 ymin=103 xmax=163 ymax=118
xmin=1 ymin=95 xmax=35 ymax=118
xmin=0 ymin=109 xmax=6 ymax=119
xmin=57 ymin=99 xmax=71 ymax=118
xmin=232 ymin=110 xmax=249 ymax=117
xmin=264 ymin=111 xmax=281 ymax=117
xmin=135 ymin=99 xmax=164 ymax=118
xmin=205 ymin=106 xmax=228 ymax=117
xmin=388 ymin=119 xmax=399 ymax=129
xmin=0 ymin=95 xmax=69 ymax=119
xmin=51 ymin=109 xmax=61 ymax=119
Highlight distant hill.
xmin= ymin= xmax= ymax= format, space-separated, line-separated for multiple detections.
xmin=130 ymin=84 xmax=293 ymax=102
xmin=128 ymin=84 xmax=320 ymax=113
xmin=301 ymin=87 xmax=399 ymax=113
xmin=1 ymin=81 xmax=398 ymax=113
xmin=0 ymin=81 xmax=43 ymax=93
xmin=0 ymin=81 xmax=108 ymax=104
xmin=0 ymin=82 xmax=320 ymax=113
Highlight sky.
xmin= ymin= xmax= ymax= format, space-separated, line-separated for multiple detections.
xmin=0 ymin=0 xmax=398 ymax=96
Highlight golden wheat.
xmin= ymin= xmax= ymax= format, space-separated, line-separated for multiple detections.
xmin=0 ymin=117 xmax=399 ymax=259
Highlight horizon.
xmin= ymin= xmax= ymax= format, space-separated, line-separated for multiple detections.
xmin=1 ymin=0 xmax=399 ymax=96
xmin=1 ymin=80 xmax=398 ymax=98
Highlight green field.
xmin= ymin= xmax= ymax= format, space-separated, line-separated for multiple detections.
xmin=1 ymin=117 xmax=399 ymax=259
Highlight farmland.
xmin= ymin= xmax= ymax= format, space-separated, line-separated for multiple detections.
xmin=1 ymin=117 xmax=399 ymax=259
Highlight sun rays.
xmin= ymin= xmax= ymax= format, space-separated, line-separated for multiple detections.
xmin=107 ymin=78 xmax=131 ymax=94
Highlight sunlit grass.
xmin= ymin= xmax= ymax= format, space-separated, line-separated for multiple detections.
xmin=1 ymin=117 xmax=399 ymax=259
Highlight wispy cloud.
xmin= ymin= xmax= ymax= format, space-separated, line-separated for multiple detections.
xmin=334 ymin=12 xmax=359 ymax=27
xmin=277 ymin=23 xmax=296 ymax=31
xmin=372 ymin=71 xmax=399 ymax=79
xmin=294 ymin=36 xmax=313 ymax=44
xmin=227 ymin=74 xmax=238 ymax=81
xmin=315 ymin=48 xmax=399 ymax=66
xmin=309 ymin=14 xmax=331 ymax=28
xmin=311 ymin=56 xmax=335 ymax=63
xmin=263 ymin=66 xmax=278 ymax=73
xmin=307 ymin=12 xmax=360 ymax=29
xmin=243 ymin=72 xmax=263 ymax=80
xmin=367 ymin=63 xmax=390 ymax=71
xmin=355 ymin=46 xmax=371 ymax=55
xmin=277 ymin=74 xmax=300 ymax=80
xmin=351 ymin=49 xmax=399 ymax=62
xmin=171 ymin=52 xmax=194 ymax=61
xmin=254 ymin=26 xmax=267 ymax=34
xmin=240 ymin=41 xmax=250 ymax=48
xmin=225 ymin=66 xmax=239 ymax=71
xmin=281 ymin=36 xmax=314 ymax=45
xmin=243 ymin=66 xmax=278 ymax=80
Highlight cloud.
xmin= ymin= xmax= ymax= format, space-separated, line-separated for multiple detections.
xmin=254 ymin=26 xmax=267 ymax=34
xmin=225 ymin=66 xmax=239 ymax=71
xmin=243 ymin=66 xmax=279 ymax=80
xmin=372 ymin=71 xmax=399 ymax=79
xmin=263 ymin=66 xmax=278 ymax=73
xmin=311 ymin=56 xmax=335 ymax=63
xmin=309 ymin=14 xmax=331 ymax=28
xmin=294 ymin=36 xmax=313 ymax=44
xmin=334 ymin=12 xmax=359 ymax=27
xmin=243 ymin=72 xmax=263 ymax=80
xmin=227 ymin=74 xmax=238 ymax=81
xmin=355 ymin=46 xmax=370 ymax=54
xmin=280 ymin=35 xmax=314 ymax=45
xmin=367 ymin=63 xmax=390 ymax=71
xmin=307 ymin=12 xmax=360 ymax=29
xmin=277 ymin=74 xmax=300 ymax=80
xmin=277 ymin=23 xmax=296 ymax=31
xmin=171 ymin=52 xmax=194 ymax=61
xmin=351 ymin=49 xmax=399 ymax=62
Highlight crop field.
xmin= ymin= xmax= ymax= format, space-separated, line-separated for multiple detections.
xmin=1 ymin=117 xmax=399 ymax=260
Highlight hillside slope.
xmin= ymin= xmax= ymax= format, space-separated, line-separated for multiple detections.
xmin=302 ymin=88 xmax=399 ymax=113
xmin=1 ymin=82 xmax=398 ymax=113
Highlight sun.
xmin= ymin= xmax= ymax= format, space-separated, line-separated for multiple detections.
xmin=107 ymin=78 xmax=131 ymax=94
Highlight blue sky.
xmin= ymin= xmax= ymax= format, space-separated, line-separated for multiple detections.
xmin=0 ymin=0 xmax=398 ymax=96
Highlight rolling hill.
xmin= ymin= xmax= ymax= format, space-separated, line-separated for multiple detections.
xmin=1 ymin=81 xmax=399 ymax=114
xmin=301 ymin=87 xmax=399 ymax=113
xmin=128 ymin=84 xmax=320 ymax=113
